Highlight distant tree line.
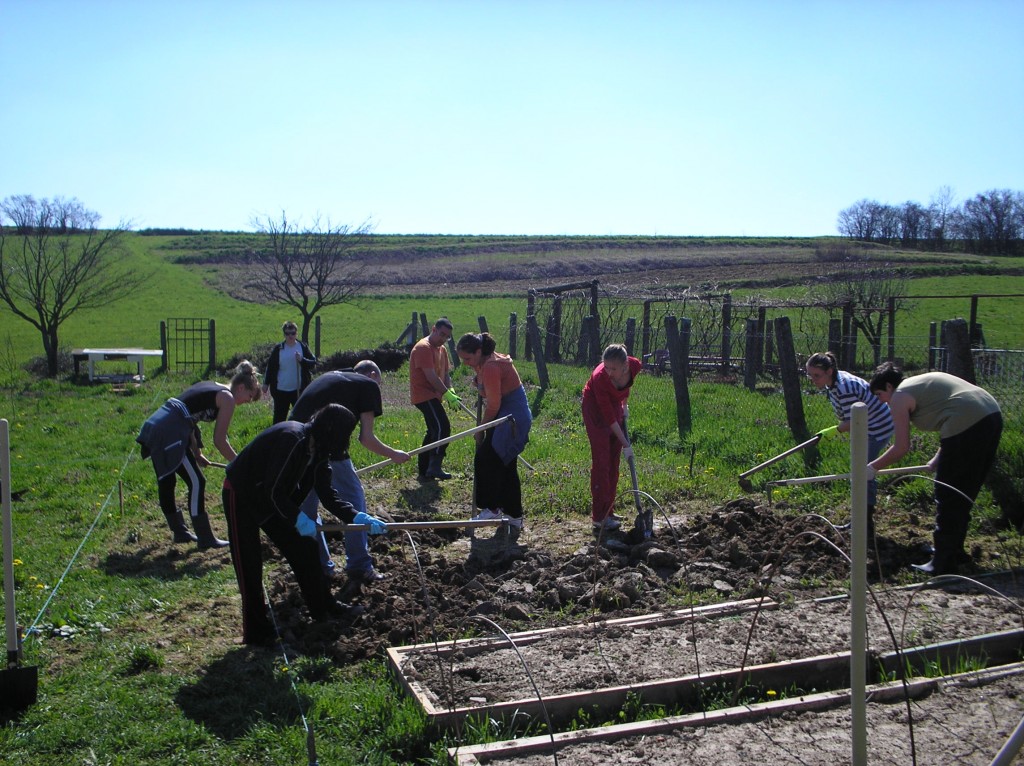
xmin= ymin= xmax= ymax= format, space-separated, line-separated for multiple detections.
xmin=836 ymin=187 xmax=1024 ymax=256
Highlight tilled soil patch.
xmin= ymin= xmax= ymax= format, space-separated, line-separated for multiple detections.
xmin=456 ymin=668 xmax=1024 ymax=766
xmin=400 ymin=584 xmax=1024 ymax=710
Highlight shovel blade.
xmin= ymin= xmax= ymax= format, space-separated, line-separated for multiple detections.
xmin=0 ymin=665 xmax=38 ymax=714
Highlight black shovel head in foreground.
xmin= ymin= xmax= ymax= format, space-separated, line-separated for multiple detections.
xmin=0 ymin=663 xmax=38 ymax=716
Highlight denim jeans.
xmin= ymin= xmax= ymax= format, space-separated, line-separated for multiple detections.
xmin=299 ymin=457 xmax=372 ymax=575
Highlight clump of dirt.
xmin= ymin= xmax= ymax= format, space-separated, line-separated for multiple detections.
xmin=258 ymin=498 xmax=963 ymax=661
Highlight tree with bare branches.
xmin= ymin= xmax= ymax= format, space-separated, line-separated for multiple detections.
xmin=812 ymin=251 xmax=910 ymax=367
xmin=249 ymin=213 xmax=372 ymax=343
xmin=0 ymin=196 xmax=142 ymax=376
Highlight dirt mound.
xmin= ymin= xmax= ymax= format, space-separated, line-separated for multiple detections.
xmin=259 ymin=498 xmax=942 ymax=661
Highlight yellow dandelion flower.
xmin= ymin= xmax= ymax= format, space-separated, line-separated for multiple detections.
xmin=767 ymin=689 xmax=777 ymax=698
xmin=13 ymin=558 xmax=22 ymax=566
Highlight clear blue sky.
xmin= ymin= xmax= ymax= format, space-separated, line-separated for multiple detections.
xmin=3 ymin=0 xmax=1022 ymax=236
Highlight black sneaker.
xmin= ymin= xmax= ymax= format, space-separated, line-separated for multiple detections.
xmin=349 ymin=567 xmax=385 ymax=583
xmin=323 ymin=600 xmax=366 ymax=622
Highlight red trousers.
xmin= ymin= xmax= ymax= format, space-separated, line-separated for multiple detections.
xmin=583 ymin=400 xmax=623 ymax=523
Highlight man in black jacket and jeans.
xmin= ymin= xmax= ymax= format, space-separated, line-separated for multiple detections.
xmin=222 ymin=404 xmax=387 ymax=645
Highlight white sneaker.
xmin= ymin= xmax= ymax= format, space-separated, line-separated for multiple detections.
xmin=504 ymin=515 xmax=524 ymax=529
xmin=593 ymin=516 xmax=621 ymax=531
xmin=472 ymin=508 xmax=501 ymax=521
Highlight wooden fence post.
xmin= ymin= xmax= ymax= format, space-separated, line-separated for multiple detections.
xmin=756 ymin=307 xmax=766 ymax=375
xmin=447 ymin=337 xmax=459 ymax=369
xmin=208 ymin=319 xmax=216 ymax=375
xmin=641 ymin=300 xmax=652 ymax=362
xmin=579 ymin=315 xmax=596 ymax=365
xmin=774 ymin=316 xmax=815 ymax=466
xmin=525 ymin=291 xmax=535 ymax=361
xmin=828 ymin=318 xmax=842 ymax=358
xmin=477 ymin=316 xmax=489 ymax=334
xmin=419 ymin=313 xmax=429 ymax=338
xmin=664 ymin=315 xmax=691 ymax=436
xmin=159 ymin=321 xmax=168 ymax=372
xmin=625 ymin=317 xmax=637 ymax=357
xmin=928 ymin=322 xmax=937 ymax=370
xmin=720 ymin=293 xmax=733 ymax=374
xmin=887 ymin=297 xmax=896 ymax=362
xmin=509 ymin=312 xmax=518 ymax=359
xmin=743 ymin=318 xmax=758 ymax=391
xmin=551 ymin=296 xmax=563 ymax=362
xmin=842 ymin=302 xmax=855 ymax=369
xmin=969 ymin=296 xmax=979 ymax=345
xmin=526 ymin=315 xmax=549 ymax=389
xmin=944 ymin=318 xmax=976 ymax=384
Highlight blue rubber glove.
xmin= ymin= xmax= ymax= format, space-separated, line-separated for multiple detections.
xmin=294 ymin=513 xmax=318 ymax=538
xmin=352 ymin=511 xmax=388 ymax=535
xmin=816 ymin=425 xmax=841 ymax=440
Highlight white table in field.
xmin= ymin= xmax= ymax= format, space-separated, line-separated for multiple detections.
xmin=72 ymin=348 xmax=165 ymax=381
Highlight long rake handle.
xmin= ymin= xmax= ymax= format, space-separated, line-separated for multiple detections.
xmin=319 ymin=519 xmax=506 ymax=532
xmin=355 ymin=416 xmax=511 ymax=475
xmin=766 ymin=464 xmax=931 ymax=487
xmin=738 ymin=434 xmax=822 ymax=479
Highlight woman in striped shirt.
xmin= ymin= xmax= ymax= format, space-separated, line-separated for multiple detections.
xmin=806 ymin=351 xmax=894 ymax=534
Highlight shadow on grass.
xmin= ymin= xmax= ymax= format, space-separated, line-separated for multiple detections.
xmin=398 ymin=480 xmax=443 ymax=513
xmin=175 ymin=648 xmax=309 ymax=740
xmin=102 ymin=545 xmax=228 ymax=580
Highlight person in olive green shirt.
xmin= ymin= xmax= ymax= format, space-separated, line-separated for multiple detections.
xmin=869 ymin=363 xmax=1002 ymax=575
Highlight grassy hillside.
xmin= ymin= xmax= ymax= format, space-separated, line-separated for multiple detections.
xmin=2 ymin=232 xmax=1022 ymax=378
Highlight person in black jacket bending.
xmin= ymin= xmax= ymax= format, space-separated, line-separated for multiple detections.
xmin=222 ymin=404 xmax=388 ymax=646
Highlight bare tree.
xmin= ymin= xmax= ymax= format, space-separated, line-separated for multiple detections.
xmin=249 ymin=212 xmax=373 ymax=343
xmin=927 ymin=186 xmax=957 ymax=251
xmin=0 ymin=194 xmax=40 ymax=235
xmin=960 ymin=189 xmax=1024 ymax=255
xmin=813 ymin=253 xmax=910 ymax=367
xmin=0 ymin=196 xmax=141 ymax=376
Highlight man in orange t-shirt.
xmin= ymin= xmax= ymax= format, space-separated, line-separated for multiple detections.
xmin=409 ymin=318 xmax=457 ymax=480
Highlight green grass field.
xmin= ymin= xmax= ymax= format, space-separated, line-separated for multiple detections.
xmin=1 ymin=234 xmax=1022 ymax=763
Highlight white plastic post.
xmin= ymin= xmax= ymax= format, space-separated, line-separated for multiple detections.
xmin=2 ymin=419 xmax=18 ymax=664
xmin=849 ymin=403 xmax=868 ymax=766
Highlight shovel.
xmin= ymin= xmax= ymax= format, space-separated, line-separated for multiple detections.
xmin=737 ymin=433 xmax=824 ymax=492
xmin=627 ymin=451 xmax=652 ymax=539
xmin=1 ymin=419 xmax=38 ymax=714
xmin=623 ymin=407 xmax=653 ymax=539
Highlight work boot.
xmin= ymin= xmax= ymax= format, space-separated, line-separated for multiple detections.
xmin=164 ymin=510 xmax=198 ymax=544
xmin=425 ymin=453 xmax=452 ymax=480
xmin=912 ymin=554 xmax=958 ymax=576
xmin=192 ymin=512 xmax=229 ymax=550
xmin=912 ymin=532 xmax=958 ymax=576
